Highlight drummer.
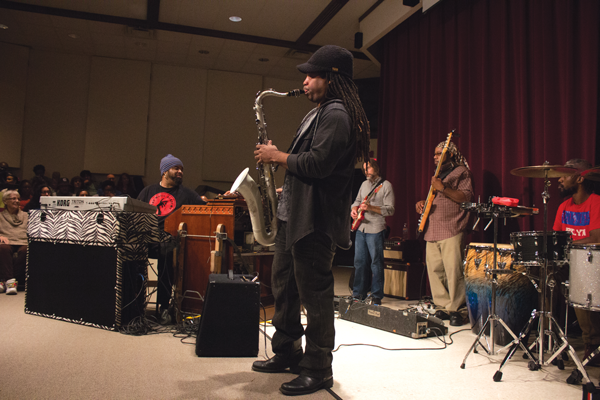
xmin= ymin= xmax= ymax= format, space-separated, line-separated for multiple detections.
xmin=553 ymin=158 xmax=600 ymax=365
xmin=415 ymin=141 xmax=473 ymax=326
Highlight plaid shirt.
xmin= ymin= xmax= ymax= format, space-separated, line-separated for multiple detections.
xmin=423 ymin=165 xmax=473 ymax=242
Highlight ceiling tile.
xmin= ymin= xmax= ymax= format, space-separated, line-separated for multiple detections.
xmin=91 ymin=32 xmax=125 ymax=47
xmin=155 ymin=29 xmax=191 ymax=44
xmin=157 ymin=40 xmax=189 ymax=54
xmin=0 ymin=0 xmax=381 ymax=80
xmin=94 ymin=44 xmax=127 ymax=59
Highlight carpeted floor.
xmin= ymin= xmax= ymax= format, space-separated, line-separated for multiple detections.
xmin=0 ymin=266 xmax=594 ymax=399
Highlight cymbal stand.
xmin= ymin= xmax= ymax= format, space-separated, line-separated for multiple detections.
xmin=493 ymin=172 xmax=592 ymax=387
xmin=460 ymin=204 xmax=536 ymax=375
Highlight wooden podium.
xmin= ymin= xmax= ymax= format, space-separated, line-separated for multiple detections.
xmin=165 ymin=199 xmax=240 ymax=315
xmin=164 ymin=199 xmax=274 ymax=317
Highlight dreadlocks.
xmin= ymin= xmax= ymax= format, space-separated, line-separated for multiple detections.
xmin=325 ymin=72 xmax=371 ymax=164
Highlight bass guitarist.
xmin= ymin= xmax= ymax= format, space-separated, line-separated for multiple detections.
xmin=415 ymin=141 xmax=472 ymax=326
xmin=350 ymin=159 xmax=395 ymax=305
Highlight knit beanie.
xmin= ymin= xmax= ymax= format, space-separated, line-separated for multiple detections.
xmin=160 ymin=154 xmax=183 ymax=175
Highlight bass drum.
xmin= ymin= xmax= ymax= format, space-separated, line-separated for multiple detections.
xmin=464 ymin=243 xmax=538 ymax=345
xmin=568 ymin=243 xmax=600 ymax=311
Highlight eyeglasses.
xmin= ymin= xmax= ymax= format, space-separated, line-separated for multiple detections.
xmin=5 ymin=197 xmax=19 ymax=202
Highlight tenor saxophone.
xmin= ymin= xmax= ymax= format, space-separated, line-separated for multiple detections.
xmin=230 ymin=89 xmax=302 ymax=246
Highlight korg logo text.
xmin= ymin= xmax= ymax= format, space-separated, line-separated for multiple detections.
xmin=56 ymin=199 xmax=70 ymax=207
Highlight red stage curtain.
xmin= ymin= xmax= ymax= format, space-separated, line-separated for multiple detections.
xmin=378 ymin=0 xmax=600 ymax=243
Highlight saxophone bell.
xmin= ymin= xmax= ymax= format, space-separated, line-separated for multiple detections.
xmin=231 ymin=168 xmax=277 ymax=247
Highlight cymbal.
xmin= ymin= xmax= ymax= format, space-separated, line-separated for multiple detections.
xmin=510 ymin=165 xmax=577 ymax=178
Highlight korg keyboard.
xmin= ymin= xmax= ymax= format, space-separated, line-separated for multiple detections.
xmin=40 ymin=196 xmax=157 ymax=213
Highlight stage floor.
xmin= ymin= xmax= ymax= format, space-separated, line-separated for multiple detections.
xmin=1 ymin=265 xmax=595 ymax=399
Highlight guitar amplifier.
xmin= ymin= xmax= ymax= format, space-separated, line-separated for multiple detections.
xmin=384 ymin=239 xmax=422 ymax=262
xmin=383 ymin=260 xmax=426 ymax=300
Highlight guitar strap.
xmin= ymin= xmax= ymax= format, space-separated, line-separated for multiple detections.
xmin=365 ymin=178 xmax=384 ymax=198
xmin=437 ymin=163 xmax=456 ymax=181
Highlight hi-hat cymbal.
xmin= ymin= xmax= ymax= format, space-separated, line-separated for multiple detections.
xmin=510 ymin=165 xmax=577 ymax=178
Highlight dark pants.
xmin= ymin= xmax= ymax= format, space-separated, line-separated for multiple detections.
xmin=270 ymin=221 xmax=336 ymax=379
xmin=0 ymin=244 xmax=26 ymax=282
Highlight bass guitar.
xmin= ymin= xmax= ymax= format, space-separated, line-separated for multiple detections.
xmin=351 ymin=181 xmax=384 ymax=232
xmin=416 ymin=130 xmax=455 ymax=238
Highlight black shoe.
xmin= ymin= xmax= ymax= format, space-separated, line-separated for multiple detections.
xmin=373 ymin=298 xmax=382 ymax=305
xmin=434 ymin=310 xmax=450 ymax=320
xmin=252 ymin=353 xmax=302 ymax=374
xmin=450 ymin=312 xmax=466 ymax=326
xmin=280 ymin=375 xmax=333 ymax=396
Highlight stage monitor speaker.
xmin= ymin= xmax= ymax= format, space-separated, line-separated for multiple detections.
xmin=25 ymin=241 xmax=146 ymax=330
xmin=339 ymin=298 xmax=447 ymax=338
xmin=196 ymin=274 xmax=260 ymax=357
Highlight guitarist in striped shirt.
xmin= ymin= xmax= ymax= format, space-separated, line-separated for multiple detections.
xmin=415 ymin=142 xmax=473 ymax=326
xmin=350 ymin=159 xmax=395 ymax=305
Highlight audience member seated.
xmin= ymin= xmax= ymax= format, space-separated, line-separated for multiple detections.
xmin=31 ymin=164 xmax=52 ymax=188
xmin=80 ymin=170 xmax=98 ymax=196
xmin=24 ymin=184 xmax=52 ymax=212
xmin=0 ymin=162 xmax=9 ymax=183
xmin=100 ymin=180 xmax=117 ymax=197
xmin=117 ymin=173 xmax=138 ymax=198
xmin=71 ymin=176 xmax=84 ymax=195
xmin=98 ymin=174 xmax=122 ymax=196
xmin=0 ymin=173 xmax=19 ymax=210
xmin=18 ymin=180 xmax=32 ymax=210
xmin=50 ymin=172 xmax=61 ymax=195
xmin=2 ymin=173 xmax=18 ymax=190
xmin=78 ymin=190 xmax=89 ymax=197
xmin=0 ymin=190 xmax=28 ymax=295
xmin=56 ymin=177 xmax=73 ymax=196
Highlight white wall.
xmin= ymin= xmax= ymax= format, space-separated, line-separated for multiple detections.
xmin=0 ymin=43 xmax=29 ymax=168
xmin=4 ymin=46 xmax=315 ymax=192
xmin=21 ymin=50 xmax=90 ymax=181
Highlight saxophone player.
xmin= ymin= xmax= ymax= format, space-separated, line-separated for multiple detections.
xmin=251 ymin=45 xmax=370 ymax=396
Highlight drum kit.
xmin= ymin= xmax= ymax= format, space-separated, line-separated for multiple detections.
xmin=459 ymin=162 xmax=596 ymax=389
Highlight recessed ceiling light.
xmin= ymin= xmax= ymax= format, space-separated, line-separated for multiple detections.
xmin=229 ymin=16 xmax=242 ymax=22
xmin=0 ymin=24 xmax=8 ymax=30
xmin=259 ymin=58 xmax=269 ymax=62
xmin=198 ymin=50 xmax=209 ymax=54
xmin=67 ymin=33 xmax=79 ymax=39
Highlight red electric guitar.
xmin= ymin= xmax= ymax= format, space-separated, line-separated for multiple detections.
xmin=351 ymin=181 xmax=384 ymax=232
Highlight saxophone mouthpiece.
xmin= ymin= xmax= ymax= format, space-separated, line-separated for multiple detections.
xmin=288 ymin=89 xmax=302 ymax=97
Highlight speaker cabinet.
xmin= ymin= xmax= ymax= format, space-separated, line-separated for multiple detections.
xmin=25 ymin=241 xmax=146 ymax=330
xmin=196 ymin=274 xmax=260 ymax=357
xmin=383 ymin=261 xmax=426 ymax=300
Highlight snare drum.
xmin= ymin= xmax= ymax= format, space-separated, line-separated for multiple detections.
xmin=464 ymin=243 xmax=538 ymax=345
xmin=568 ymin=243 xmax=600 ymax=311
xmin=510 ymin=231 xmax=571 ymax=266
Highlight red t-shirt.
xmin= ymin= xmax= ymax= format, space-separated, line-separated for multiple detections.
xmin=553 ymin=193 xmax=600 ymax=241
